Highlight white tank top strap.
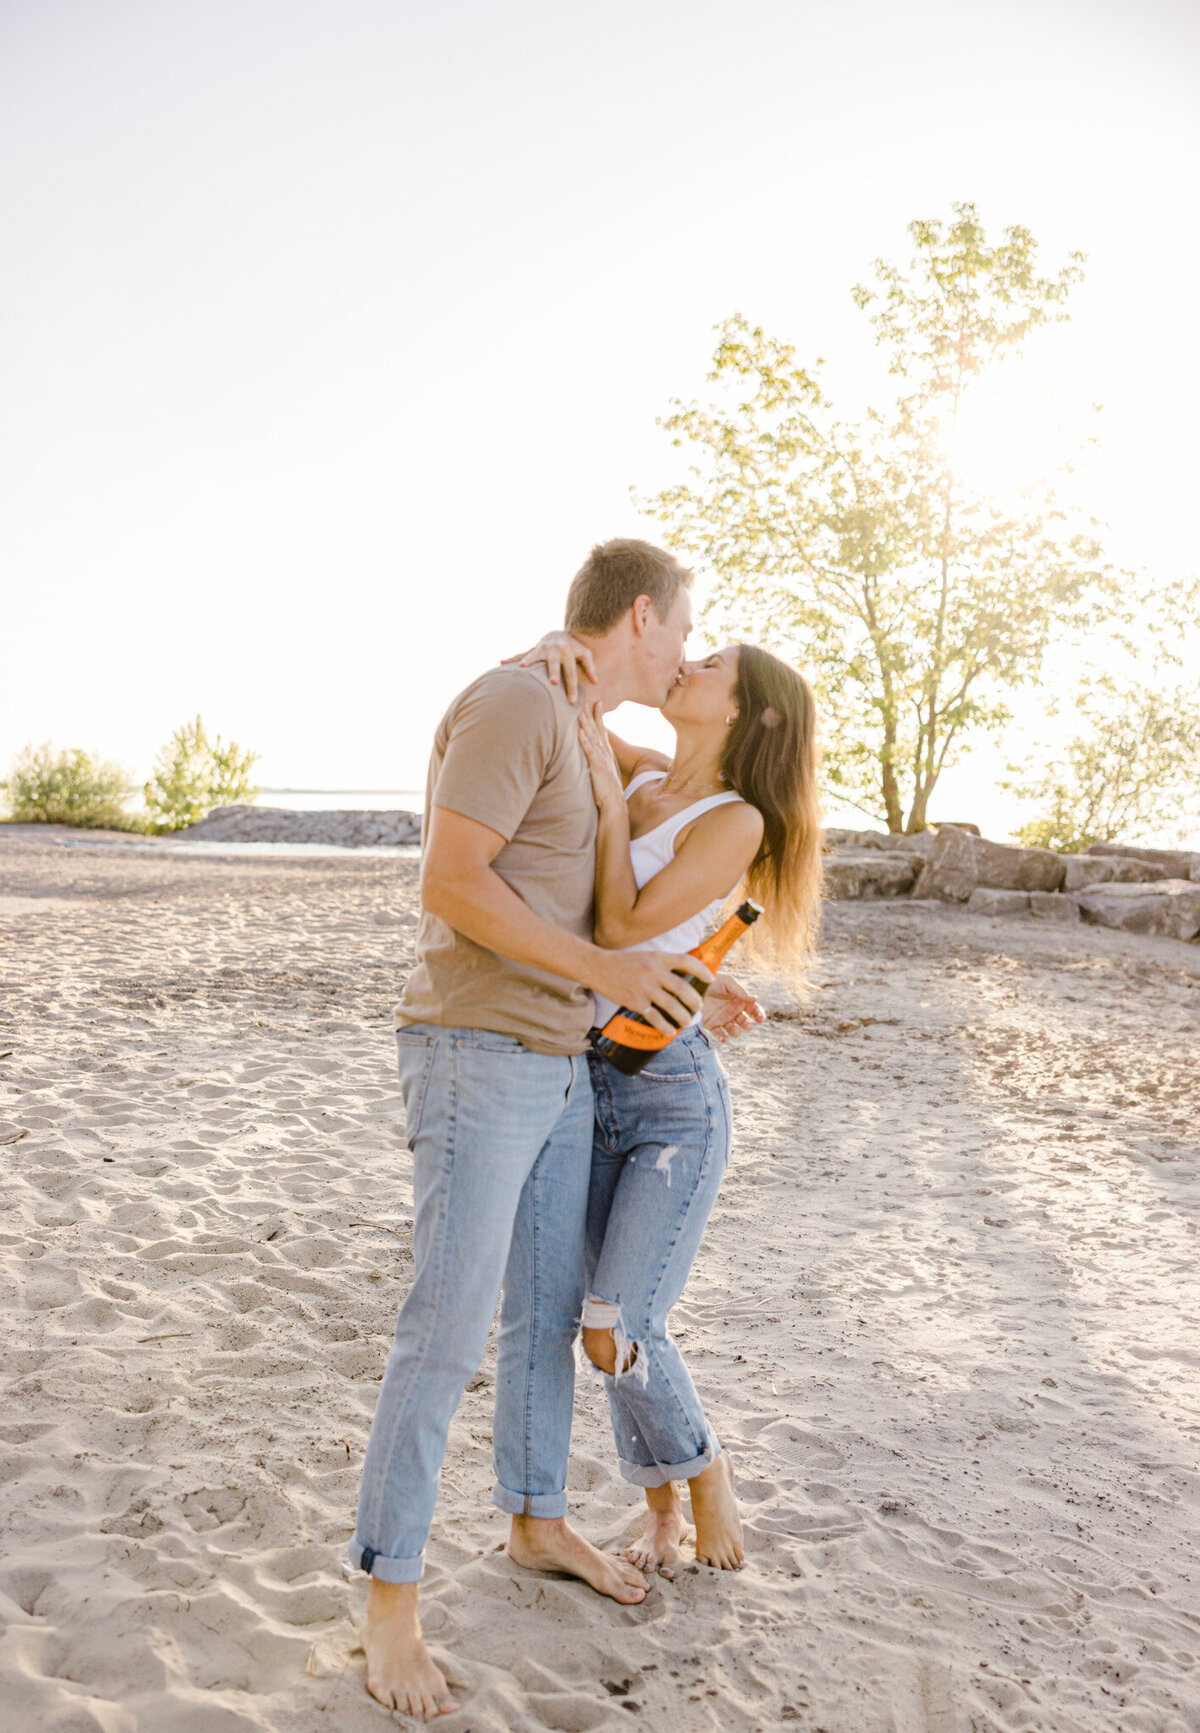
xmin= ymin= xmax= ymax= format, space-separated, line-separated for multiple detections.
xmin=623 ymin=768 xmax=666 ymax=800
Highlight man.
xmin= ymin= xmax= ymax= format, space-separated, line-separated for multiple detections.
xmin=352 ymin=539 xmax=724 ymax=1720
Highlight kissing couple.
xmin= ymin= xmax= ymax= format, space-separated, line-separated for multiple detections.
xmin=348 ymin=538 xmax=822 ymax=1718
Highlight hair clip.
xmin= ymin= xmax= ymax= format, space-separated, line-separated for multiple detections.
xmin=760 ymin=706 xmax=782 ymax=728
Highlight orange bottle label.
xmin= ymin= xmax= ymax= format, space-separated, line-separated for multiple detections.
xmin=599 ymin=1015 xmax=671 ymax=1052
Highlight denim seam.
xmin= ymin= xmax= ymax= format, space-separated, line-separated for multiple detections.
xmin=521 ymin=1150 xmax=540 ymax=1516
xmin=360 ymin=1038 xmax=459 ymax=1554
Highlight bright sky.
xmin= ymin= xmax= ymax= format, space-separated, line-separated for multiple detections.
xmin=3 ymin=0 xmax=1198 ymax=832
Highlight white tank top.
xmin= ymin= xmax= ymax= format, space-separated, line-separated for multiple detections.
xmin=591 ymin=770 xmax=747 ymax=1029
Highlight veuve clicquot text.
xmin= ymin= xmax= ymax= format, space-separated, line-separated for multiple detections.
xmin=591 ymin=899 xmax=762 ymax=1075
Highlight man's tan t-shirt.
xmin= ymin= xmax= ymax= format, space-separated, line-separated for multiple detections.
xmin=394 ymin=664 xmax=597 ymax=1056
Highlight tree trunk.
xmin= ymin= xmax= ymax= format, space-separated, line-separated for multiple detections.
xmin=906 ymin=783 xmax=931 ymax=832
xmin=883 ymin=762 xmax=904 ymax=831
xmin=881 ymin=728 xmax=904 ymax=831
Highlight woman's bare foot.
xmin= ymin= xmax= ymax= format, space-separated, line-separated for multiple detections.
xmin=507 ymin=1515 xmax=648 ymax=1603
xmin=363 ymin=1579 xmax=457 ymax=1721
xmin=626 ymin=1481 xmax=687 ymax=1579
xmin=689 ymin=1453 xmax=744 ymax=1570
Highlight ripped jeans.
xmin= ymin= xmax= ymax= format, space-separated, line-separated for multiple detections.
xmin=585 ymin=1024 xmax=731 ymax=1487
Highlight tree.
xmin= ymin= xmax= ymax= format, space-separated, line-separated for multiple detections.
xmin=143 ymin=715 xmax=259 ymax=832
xmin=638 ymin=203 xmax=1115 ymax=832
xmin=1008 ymin=576 xmax=1200 ymax=851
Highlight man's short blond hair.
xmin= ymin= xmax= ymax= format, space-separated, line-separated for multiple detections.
xmin=564 ymin=539 xmax=694 ymax=635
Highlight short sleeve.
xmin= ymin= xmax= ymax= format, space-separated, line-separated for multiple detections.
xmin=431 ymin=671 xmax=560 ymax=842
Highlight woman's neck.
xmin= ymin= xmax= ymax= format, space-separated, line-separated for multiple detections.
xmin=661 ymin=725 xmax=726 ymax=798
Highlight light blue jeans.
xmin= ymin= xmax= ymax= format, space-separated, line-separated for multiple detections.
xmin=350 ymin=1024 xmax=594 ymax=1584
xmin=585 ymin=1024 xmax=732 ymax=1487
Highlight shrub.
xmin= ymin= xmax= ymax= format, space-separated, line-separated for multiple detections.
xmin=3 ymin=743 xmax=142 ymax=830
xmin=143 ymin=715 xmax=259 ymax=832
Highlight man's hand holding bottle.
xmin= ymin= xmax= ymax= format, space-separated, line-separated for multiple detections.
xmin=586 ymin=950 xmax=712 ymax=1037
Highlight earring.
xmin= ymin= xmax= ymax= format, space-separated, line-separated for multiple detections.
xmin=725 ymin=713 xmax=735 ymax=724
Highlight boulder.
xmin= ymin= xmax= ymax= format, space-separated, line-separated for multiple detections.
xmin=1085 ymin=842 xmax=1200 ymax=879
xmin=823 ymin=852 xmax=921 ymax=900
xmin=825 ymin=828 xmax=938 ymax=858
xmin=825 ymin=828 xmax=888 ymax=851
xmin=1028 ymin=891 xmax=1081 ymax=923
xmin=887 ymin=830 xmax=940 ymax=858
xmin=1064 ymin=855 xmax=1173 ymax=891
xmin=913 ymin=829 xmax=1066 ymax=902
xmin=968 ymin=888 xmax=1030 ymax=917
xmin=1075 ymin=879 xmax=1200 ymax=943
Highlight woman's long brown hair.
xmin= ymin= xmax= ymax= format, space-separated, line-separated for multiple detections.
xmin=719 ymin=644 xmax=823 ymax=972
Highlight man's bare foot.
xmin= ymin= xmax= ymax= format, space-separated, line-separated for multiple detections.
xmin=626 ymin=1481 xmax=687 ymax=1579
xmin=689 ymin=1453 xmax=744 ymax=1570
xmin=507 ymin=1515 xmax=648 ymax=1603
xmin=363 ymin=1579 xmax=456 ymax=1721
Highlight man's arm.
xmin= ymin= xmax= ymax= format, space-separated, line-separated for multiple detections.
xmin=421 ymin=806 xmax=710 ymax=1034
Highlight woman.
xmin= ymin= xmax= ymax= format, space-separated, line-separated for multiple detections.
xmin=522 ymin=632 xmax=823 ymax=1578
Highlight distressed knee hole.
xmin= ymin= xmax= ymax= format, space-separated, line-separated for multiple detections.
xmin=583 ymin=1325 xmax=619 ymax=1374
xmin=583 ymin=1326 xmax=639 ymax=1377
xmin=582 ymin=1299 xmax=642 ymax=1378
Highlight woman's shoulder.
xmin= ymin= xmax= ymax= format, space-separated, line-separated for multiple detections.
xmin=673 ymin=796 xmax=764 ymax=856
xmin=694 ymin=796 xmax=764 ymax=835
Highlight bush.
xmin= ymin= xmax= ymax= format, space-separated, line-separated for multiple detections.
xmin=143 ymin=715 xmax=259 ymax=832
xmin=3 ymin=743 xmax=142 ymax=830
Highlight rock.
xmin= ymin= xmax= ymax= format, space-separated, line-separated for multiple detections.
xmin=968 ymin=888 xmax=1030 ymax=916
xmin=887 ymin=831 xmax=940 ymax=858
xmin=825 ymin=828 xmax=938 ymax=858
xmin=1085 ymin=842 xmax=1200 ymax=878
xmin=933 ymin=821 xmax=981 ymax=835
xmin=825 ymin=828 xmax=888 ymax=850
xmin=823 ymin=852 xmax=921 ymax=900
xmin=1075 ymin=879 xmax=1200 ymax=942
xmin=913 ymin=829 xmax=1067 ymax=902
xmin=1028 ymin=891 xmax=1081 ymax=922
xmin=1064 ymin=855 xmax=1174 ymax=891
xmin=176 ymin=806 xmax=423 ymax=847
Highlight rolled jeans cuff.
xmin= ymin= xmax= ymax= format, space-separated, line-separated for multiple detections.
xmin=490 ymin=1481 xmax=569 ymax=1519
xmin=616 ymin=1442 xmax=720 ymax=1488
xmin=347 ymin=1537 xmax=424 ymax=1584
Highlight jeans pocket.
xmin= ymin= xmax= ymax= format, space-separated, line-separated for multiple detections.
xmin=396 ymin=1032 xmax=438 ymax=1151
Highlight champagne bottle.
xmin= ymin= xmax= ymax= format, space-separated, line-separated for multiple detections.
xmin=591 ymin=899 xmax=762 ymax=1076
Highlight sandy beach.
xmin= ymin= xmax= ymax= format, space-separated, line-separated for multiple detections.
xmin=1 ymin=828 xmax=1198 ymax=1733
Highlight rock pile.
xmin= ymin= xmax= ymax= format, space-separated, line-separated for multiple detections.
xmin=824 ymin=824 xmax=1200 ymax=943
xmin=176 ymin=806 xmax=423 ymax=847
